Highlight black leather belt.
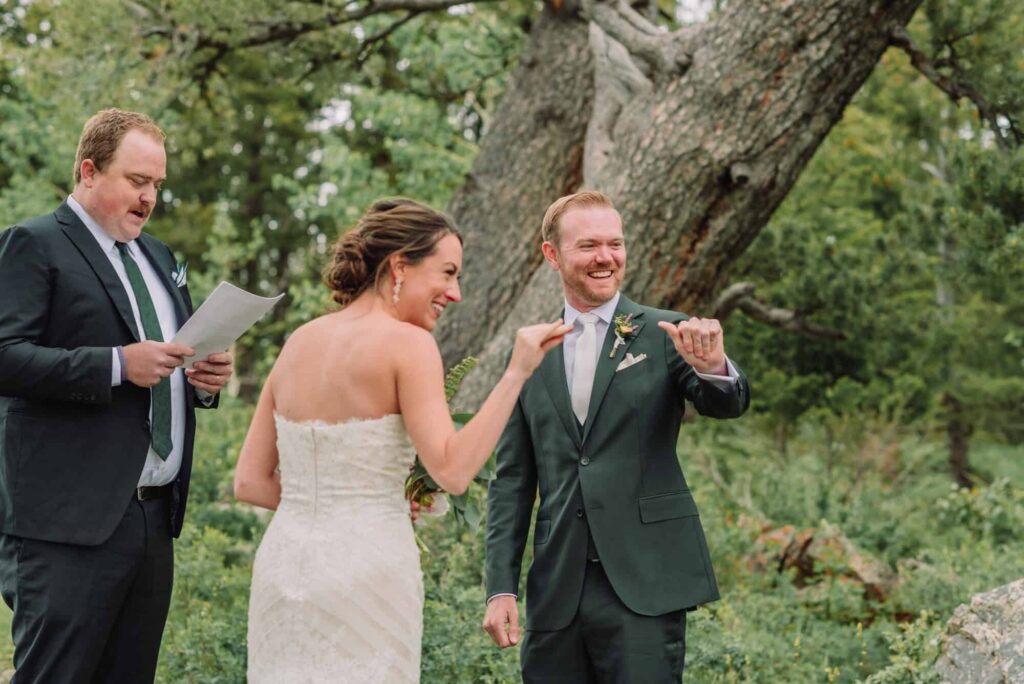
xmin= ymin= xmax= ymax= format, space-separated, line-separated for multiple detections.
xmin=135 ymin=484 xmax=170 ymax=501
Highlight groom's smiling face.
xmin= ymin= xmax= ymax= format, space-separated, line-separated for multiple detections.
xmin=543 ymin=206 xmax=626 ymax=312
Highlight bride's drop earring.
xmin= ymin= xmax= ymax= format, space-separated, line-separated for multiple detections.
xmin=392 ymin=276 xmax=403 ymax=305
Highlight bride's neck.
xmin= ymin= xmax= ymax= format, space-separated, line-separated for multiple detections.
xmin=344 ymin=289 xmax=399 ymax=320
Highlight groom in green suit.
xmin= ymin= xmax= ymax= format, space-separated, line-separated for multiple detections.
xmin=483 ymin=191 xmax=750 ymax=681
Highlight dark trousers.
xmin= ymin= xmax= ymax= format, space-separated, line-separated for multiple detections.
xmin=521 ymin=561 xmax=687 ymax=683
xmin=0 ymin=493 xmax=174 ymax=683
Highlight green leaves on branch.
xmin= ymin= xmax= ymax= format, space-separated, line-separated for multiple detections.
xmin=406 ymin=357 xmax=494 ymax=534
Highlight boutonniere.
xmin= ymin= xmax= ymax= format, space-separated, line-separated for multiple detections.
xmin=171 ymin=259 xmax=188 ymax=288
xmin=609 ymin=313 xmax=638 ymax=358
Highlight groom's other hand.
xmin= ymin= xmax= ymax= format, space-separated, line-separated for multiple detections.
xmin=124 ymin=341 xmax=194 ymax=388
xmin=658 ymin=317 xmax=728 ymax=375
xmin=483 ymin=595 xmax=521 ymax=648
xmin=185 ymin=351 xmax=234 ymax=393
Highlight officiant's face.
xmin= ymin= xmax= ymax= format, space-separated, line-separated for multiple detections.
xmin=544 ymin=206 xmax=626 ymax=311
xmin=79 ymin=129 xmax=167 ymax=242
xmin=396 ymin=233 xmax=463 ymax=331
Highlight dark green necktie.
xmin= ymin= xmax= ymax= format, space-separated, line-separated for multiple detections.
xmin=116 ymin=242 xmax=173 ymax=460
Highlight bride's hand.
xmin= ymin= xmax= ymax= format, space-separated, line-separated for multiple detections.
xmin=508 ymin=319 xmax=572 ymax=378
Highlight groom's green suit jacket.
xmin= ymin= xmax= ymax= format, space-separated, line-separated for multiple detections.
xmin=485 ymin=296 xmax=750 ymax=631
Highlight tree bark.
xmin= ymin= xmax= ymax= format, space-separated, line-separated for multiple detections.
xmin=436 ymin=3 xmax=594 ymax=375
xmin=440 ymin=0 xmax=925 ymax=407
xmin=943 ymin=392 xmax=973 ymax=488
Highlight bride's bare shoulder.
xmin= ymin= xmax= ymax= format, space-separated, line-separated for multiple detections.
xmin=277 ymin=314 xmax=334 ymax=348
xmin=282 ymin=313 xmax=435 ymax=351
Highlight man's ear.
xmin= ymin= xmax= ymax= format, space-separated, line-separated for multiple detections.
xmin=541 ymin=241 xmax=560 ymax=271
xmin=79 ymin=159 xmax=97 ymax=187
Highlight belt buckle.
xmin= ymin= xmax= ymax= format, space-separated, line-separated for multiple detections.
xmin=136 ymin=486 xmax=146 ymax=501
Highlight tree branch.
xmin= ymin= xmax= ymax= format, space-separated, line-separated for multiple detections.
xmin=581 ymin=0 xmax=695 ymax=81
xmin=890 ymin=25 xmax=1022 ymax=151
xmin=713 ymin=281 xmax=757 ymax=319
xmin=148 ymin=0 xmax=499 ymax=89
xmin=714 ymin=282 xmax=847 ymax=341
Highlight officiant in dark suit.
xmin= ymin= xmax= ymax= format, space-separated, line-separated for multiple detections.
xmin=0 ymin=108 xmax=233 ymax=682
xmin=483 ymin=191 xmax=750 ymax=682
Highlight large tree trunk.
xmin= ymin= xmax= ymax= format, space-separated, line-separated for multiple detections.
xmin=437 ymin=5 xmax=594 ymax=383
xmin=438 ymin=0 xmax=925 ymax=407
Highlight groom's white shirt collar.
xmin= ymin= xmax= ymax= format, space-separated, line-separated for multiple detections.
xmin=563 ymin=291 xmax=620 ymax=328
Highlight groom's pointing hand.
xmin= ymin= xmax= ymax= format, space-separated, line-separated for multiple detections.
xmin=483 ymin=595 xmax=520 ymax=648
xmin=658 ymin=317 xmax=728 ymax=375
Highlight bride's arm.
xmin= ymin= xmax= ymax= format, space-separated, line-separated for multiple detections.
xmin=234 ymin=372 xmax=282 ymax=510
xmin=398 ymin=321 xmax=569 ymax=495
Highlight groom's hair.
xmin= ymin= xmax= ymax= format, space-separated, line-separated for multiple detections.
xmin=325 ymin=198 xmax=462 ymax=307
xmin=541 ymin=191 xmax=616 ymax=248
xmin=73 ymin=108 xmax=165 ymax=185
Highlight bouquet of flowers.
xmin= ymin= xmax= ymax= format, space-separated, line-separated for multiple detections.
xmin=404 ymin=357 xmax=496 ymax=532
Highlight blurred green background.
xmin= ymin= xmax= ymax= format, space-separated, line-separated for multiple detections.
xmin=1 ymin=0 xmax=1022 ymax=681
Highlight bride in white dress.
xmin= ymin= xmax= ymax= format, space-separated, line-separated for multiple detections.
xmin=234 ymin=198 xmax=569 ymax=683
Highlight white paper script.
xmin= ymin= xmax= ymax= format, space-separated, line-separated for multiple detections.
xmin=172 ymin=281 xmax=284 ymax=369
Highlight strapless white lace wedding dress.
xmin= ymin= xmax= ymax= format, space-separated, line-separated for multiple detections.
xmin=247 ymin=414 xmax=423 ymax=683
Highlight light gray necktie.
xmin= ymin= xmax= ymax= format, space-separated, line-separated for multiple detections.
xmin=571 ymin=313 xmax=599 ymax=424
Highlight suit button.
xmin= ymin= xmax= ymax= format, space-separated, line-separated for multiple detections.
xmin=580 ymin=456 xmax=590 ymax=466
xmin=144 ymin=419 xmax=151 ymax=432
xmin=576 ymin=508 xmax=584 ymax=518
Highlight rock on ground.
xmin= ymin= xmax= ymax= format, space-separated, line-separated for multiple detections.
xmin=935 ymin=579 xmax=1024 ymax=684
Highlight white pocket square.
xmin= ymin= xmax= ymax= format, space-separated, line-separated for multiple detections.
xmin=616 ymin=352 xmax=647 ymax=372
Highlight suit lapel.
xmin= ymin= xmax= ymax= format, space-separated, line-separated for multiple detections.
xmin=582 ymin=297 xmax=645 ymax=443
xmin=57 ymin=203 xmax=141 ymax=342
xmin=136 ymin=234 xmax=189 ymax=326
xmin=539 ymin=337 xmax=582 ymax=449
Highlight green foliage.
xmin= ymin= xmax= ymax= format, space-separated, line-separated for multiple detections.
xmin=677 ymin=418 xmax=1024 ymax=683
xmin=862 ymin=612 xmax=944 ymax=684
xmin=445 ymin=357 xmax=480 ymax=402
xmin=156 ymin=403 xmax=259 ymax=682
xmin=407 ymin=358 xmax=493 ymax=533
xmin=418 ymin=518 xmax=522 ymax=683
xmin=933 ymin=477 xmax=1024 ymax=544
xmin=729 ymin=14 xmax=1024 ymax=454
xmin=157 ymin=526 xmax=252 ymax=682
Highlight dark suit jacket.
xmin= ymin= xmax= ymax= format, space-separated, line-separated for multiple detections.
xmin=485 ymin=296 xmax=750 ymax=631
xmin=0 ymin=202 xmax=214 ymax=546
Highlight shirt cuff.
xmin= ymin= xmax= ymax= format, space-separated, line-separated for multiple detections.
xmin=196 ymin=388 xmax=216 ymax=405
xmin=112 ymin=347 xmax=125 ymax=387
xmin=486 ymin=593 xmax=518 ymax=604
xmin=694 ymin=357 xmax=738 ymax=389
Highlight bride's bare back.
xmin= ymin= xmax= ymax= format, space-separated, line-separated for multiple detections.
xmin=271 ymin=309 xmax=413 ymax=425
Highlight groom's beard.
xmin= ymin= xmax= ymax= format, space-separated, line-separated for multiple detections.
xmin=561 ymin=262 xmax=625 ymax=309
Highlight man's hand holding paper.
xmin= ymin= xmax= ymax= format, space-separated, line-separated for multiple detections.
xmin=171 ymin=282 xmax=284 ymax=381
xmin=185 ymin=351 xmax=234 ymax=393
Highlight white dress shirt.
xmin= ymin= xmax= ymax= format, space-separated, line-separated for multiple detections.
xmin=68 ymin=195 xmax=185 ymax=487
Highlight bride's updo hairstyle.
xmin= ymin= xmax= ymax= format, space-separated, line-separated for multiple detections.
xmin=324 ymin=198 xmax=462 ymax=307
